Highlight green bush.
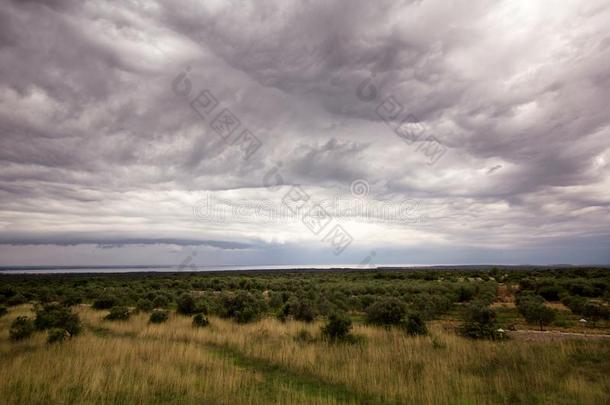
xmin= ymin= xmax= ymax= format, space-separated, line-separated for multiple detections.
xmin=137 ymin=298 xmax=154 ymax=312
xmin=10 ymin=316 xmax=35 ymax=341
xmin=582 ymin=302 xmax=610 ymax=323
xmin=176 ymin=293 xmax=196 ymax=314
xmin=193 ymin=313 xmax=209 ymax=327
xmin=561 ymin=295 xmax=586 ymax=314
xmin=7 ymin=293 xmax=27 ymax=306
xmin=92 ymin=297 xmax=118 ymax=310
xmin=412 ymin=294 xmax=453 ymax=320
xmin=34 ymin=303 xmax=82 ymax=336
xmin=456 ymin=285 xmax=476 ymax=302
xmin=61 ymin=293 xmax=83 ymax=307
xmin=292 ymin=300 xmax=316 ymax=322
xmin=516 ymin=294 xmax=557 ymax=330
xmin=219 ymin=291 xmax=266 ymax=323
xmin=277 ymin=298 xmax=316 ymax=322
xmin=366 ymin=298 xmax=406 ymax=326
xmin=401 ymin=312 xmax=428 ymax=336
xmin=0 ymin=304 xmax=7 ymax=318
xmin=47 ymin=328 xmax=69 ymax=344
xmin=321 ymin=312 xmax=353 ymax=342
xmin=149 ymin=310 xmax=169 ymax=324
xmin=152 ymin=294 xmax=170 ymax=309
xmin=459 ymin=301 xmax=503 ymax=340
xmin=105 ymin=306 xmax=130 ymax=321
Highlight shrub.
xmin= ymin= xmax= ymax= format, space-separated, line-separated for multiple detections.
xmin=516 ymin=294 xmax=557 ymax=331
xmin=459 ymin=301 xmax=502 ymax=340
xmin=149 ymin=310 xmax=169 ymax=324
xmin=277 ymin=298 xmax=316 ymax=322
xmin=0 ymin=304 xmax=7 ymax=318
xmin=193 ymin=313 xmax=209 ymax=327
xmin=522 ymin=303 xmax=556 ymax=331
xmin=537 ymin=284 xmax=564 ymax=301
xmin=152 ymin=294 xmax=170 ymax=309
xmin=60 ymin=293 xmax=83 ymax=307
xmin=219 ymin=291 xmax=266 ymax=323
xmin=366 ymin=298 xmax=406 ymax=326
xmin=321 ymin=312 xmax=352 ymax=342
xmin=292 ymin=300 xmax=316 ymax=322
xmin=136 ymin=299 xmax=154 ymax=312
xmin=47 ymin=328 xmax=69 ymax=344
xmin=412 ymin=294 xmax=453 ymax=320
xmin=92 ymin=297 xmax=118 ymax=310
xmin=456 ymin=285 xmax=476 ymax=302
xmin=176 ymin=293 xmax=196 ymax=314
xmin=581 ymin=302 xmax=610 ymax=323
xmin=276 ymin=303 xmax=290 ymax=322
xmin=401 ymin=312 xmax=428 ymax=336
xmin=105 ymin=306 xmax=130 ymax=321
xmin=7 ymin=293 xmax=27 ymax=306
xmin=10 ymin=316 xmax=35 ymax=341
xmin=34 ymin=303 xmax=82 ymax=336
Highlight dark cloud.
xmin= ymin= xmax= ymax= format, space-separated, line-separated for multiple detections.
xmin=0 ymin=0 xmax=609 ymax=265
xmin=0 ymin=237 xmax=255 ymax=250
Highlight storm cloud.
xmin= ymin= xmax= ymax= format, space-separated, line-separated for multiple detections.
xmin=1 ymin=0 xmax=609 ymax=266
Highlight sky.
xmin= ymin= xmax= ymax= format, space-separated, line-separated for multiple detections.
xmin=1 ymin=0 xmax=609 ymax=267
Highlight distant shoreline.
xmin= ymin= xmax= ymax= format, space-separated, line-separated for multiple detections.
xmin=1 ymin=263 xmax=608 ymax=275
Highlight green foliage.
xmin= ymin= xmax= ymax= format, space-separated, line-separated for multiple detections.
xmin=516 ymin=294 xmax=556 ymax=330
xmin=176 ymin=293 xmax=211 ymax=315
xmin=10 ymin=316 xmax=35 ymax=341
xmin=366 ymin=298 xmax=406 ymax=326
xmin=456 ymin=285 xmax=476 ymax=302
xmin=152 ymin=294 xmax=170 ymax=309
xmin=60 ymin=292 xmax=83 ymax=307
xmin=581 ymin=302 xmax=610 ymax=323
xmin=561 ymin=295 xmax=586 ymax=314
xmin=105 ymin=306 xmax=130 ymax=321
xmin=92 ymin=297 xmax=118 ymax=310
xmin=401 ymin=312 xmax=428 ymax=336
xmin=149 ymin=310 xmax=169 ymax=324
xmin=34 ymin=303 xmax=82 ymax=336
xmin=7 ymin=293 xmax=27 ymax=306
xmin=219 ymin=291 xmax=266 ymax=323
xmin=412 ymin=294 xmax=454 ymax=320
xmin=176 ymin=293 xmax=199 ymax=315
xmin=277 ymin=297 xmax=316 ymax=322
xmin=0 ymin=267 xmax=607 ymax=330
xmin=321 ymin=312 xmax=353 ymax=342
xmin=192 ymin=313 xmax=209 ymax=327
xmin=459 ymin=301 xmax=503 ymax=340
xmin=292 ymin=299 xmax=315 ymax=322
xmin=47 ymin=328 xmax=69 ymax=344
xmin=536 ymin=284 xmax=564 ymax=301
xmin=136 ymin=299 xmax=154 ymax=312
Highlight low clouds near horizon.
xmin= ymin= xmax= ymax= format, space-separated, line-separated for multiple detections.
xmin=1 ymin=0 xmax=609 ymax=266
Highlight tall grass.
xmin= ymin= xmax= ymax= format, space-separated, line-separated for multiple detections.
xmin=1 ymin=305 xmax=609 ymax=404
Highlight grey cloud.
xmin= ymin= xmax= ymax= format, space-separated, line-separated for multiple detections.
xmin=0 ymin=0 xmax=609 ymax=266
xmin=0 ymin=237 xmax=256 ymax=250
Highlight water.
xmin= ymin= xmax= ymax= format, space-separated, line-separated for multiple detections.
xmin=0 ymin=264 xmax=386 ymax=274
xmin=0 ymin=263 xmax=530 ymax=274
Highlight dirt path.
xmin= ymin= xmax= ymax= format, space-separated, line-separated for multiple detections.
xmin=508 ymin=330 xmax=610 ymax=341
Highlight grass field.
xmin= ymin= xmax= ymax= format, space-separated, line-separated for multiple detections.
xmin=1 ymin=304 xmax=609 ymax=405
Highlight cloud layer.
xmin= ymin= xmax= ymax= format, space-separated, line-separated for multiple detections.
xmin=1 ymin=0 xmax=609 ymax=266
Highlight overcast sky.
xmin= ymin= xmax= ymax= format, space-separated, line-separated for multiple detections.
xmin=1 ymin=0 xmax=609 ymax=267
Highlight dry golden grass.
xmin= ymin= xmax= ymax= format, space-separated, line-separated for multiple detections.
xmin=1 ymin=305 xmax=609 ymax=404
